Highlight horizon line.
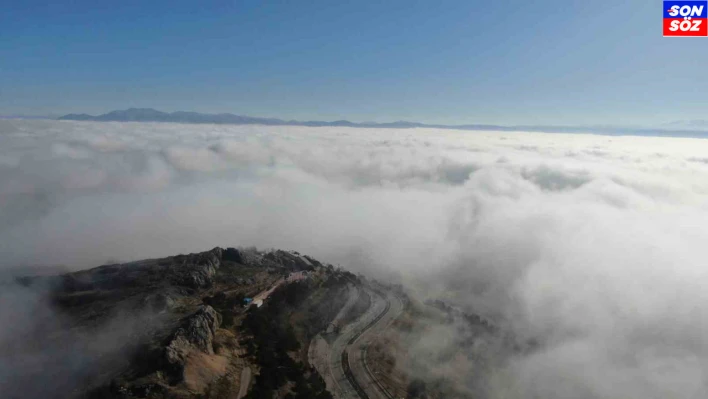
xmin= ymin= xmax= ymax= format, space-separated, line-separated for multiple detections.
xmin=6 ymin=107 xmax=708 ymax=139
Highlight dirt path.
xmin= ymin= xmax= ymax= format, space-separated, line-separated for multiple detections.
xmin=248 ymin=272 xmax=307 ymax=307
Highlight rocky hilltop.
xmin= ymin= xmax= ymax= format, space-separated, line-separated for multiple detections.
xmin=2 ymin=246 xmax=506 ymax=399
xmin=3 ymin=247 xmax=357 ymax=399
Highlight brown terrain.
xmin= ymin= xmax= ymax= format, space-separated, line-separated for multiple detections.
xmin=2 ymin=247 xmax=356 ymax=399
xmin=2 ymin=245 xmax=504 ymax=399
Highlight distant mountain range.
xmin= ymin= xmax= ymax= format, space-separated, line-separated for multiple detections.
xmin=59 ymin=108 xmax=708 ymax=138
xmin=59 ymin=108 xmax=433 ymax=129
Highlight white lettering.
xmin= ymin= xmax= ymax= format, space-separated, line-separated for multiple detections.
xmin=670 ymin=20 xmax=680 ymax=31
xmin=691 ymin=19 xmax=703 ymax=31
xmin=680 ymin=5 xmax=692 ymax=16
xmin=691 ymin=5 xmax=704 ymax=17
xmin=679 ymin=19 xmax=692 ymax=31
xmin=669 ymin=5 xmax=680 ymax=16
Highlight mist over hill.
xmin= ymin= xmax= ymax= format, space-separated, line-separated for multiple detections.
xmin=4 ymin=119 xmax=708 ymax=398
xmin=7 ymin=0 xmax=708 ymax=396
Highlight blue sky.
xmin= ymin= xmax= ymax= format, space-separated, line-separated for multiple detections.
xmin=2 ymin=0 xmax=706 ymax=126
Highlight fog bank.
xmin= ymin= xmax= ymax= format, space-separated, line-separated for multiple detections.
xmin=2 ymin=119 xmax=708 ymax=397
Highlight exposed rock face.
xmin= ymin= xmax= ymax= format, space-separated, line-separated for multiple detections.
xmin=237 ymin=248 xmax=267 ymax=267
xmin=222 ymin=247 xmax=243 ymax=263
xmin=6 ymin=246 xmax=339 ymax=399
xmin=164 ymin=305 xmax=222 ymax=382
xmin=53 ymin=247 xmax=226 ymax=295
xmin=176 ymin=248 xmax=223 ymax=289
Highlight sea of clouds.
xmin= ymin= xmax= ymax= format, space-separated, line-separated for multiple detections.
xmin=2 ymin=119 xmax=708 ymax=398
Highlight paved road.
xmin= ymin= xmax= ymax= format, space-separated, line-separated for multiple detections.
xmin=245 ymin=272 xmax=307 ymax=307
xmin=309 ymin=285 xmax=360 ymax=394
xmin=347 ymin=289 xmax=404 ymax=399
xmin=309 ymin=284 xmax=403 ymax=399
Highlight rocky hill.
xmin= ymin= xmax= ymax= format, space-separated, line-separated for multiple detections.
xmin=2 ymin=247 xmax=359 ymax=399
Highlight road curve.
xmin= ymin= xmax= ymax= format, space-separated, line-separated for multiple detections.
xmin=309 ymin=284 xmax=403 ymax=399
xmin=346 ymin=289 xmax=404 ymax=399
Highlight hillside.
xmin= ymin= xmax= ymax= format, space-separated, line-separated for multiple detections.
xmin=3 ymin=247 xmax=362 ymax=399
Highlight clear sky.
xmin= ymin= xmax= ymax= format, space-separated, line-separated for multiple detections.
xmin=2 ymin=0 xmax=706 ymax=126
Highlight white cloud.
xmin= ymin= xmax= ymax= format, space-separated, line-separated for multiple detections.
xmin=2 ymin=119 xmax=708 ymax=397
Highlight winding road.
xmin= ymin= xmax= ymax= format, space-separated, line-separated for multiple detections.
xmin=309 ymin=283 xmax=404 ymax=399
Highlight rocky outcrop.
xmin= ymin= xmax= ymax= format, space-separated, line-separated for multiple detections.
xmin=52 ymin=248 xmax=226 ymax=295
xmin=222 ymin=247 xmax=243 ymax=263
xmin=176 ymin=248 xmax=223 ymax=289
xmin=163 ymin=305 xmax=222 ymax=382
xmin=5 ymin=245 xmax=354 ymax=399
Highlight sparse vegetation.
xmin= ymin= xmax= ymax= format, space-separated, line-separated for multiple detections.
xmin=240 ymin=272 xmax=357 ymax=398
